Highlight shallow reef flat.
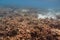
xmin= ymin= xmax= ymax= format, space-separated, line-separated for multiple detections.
xmin=0 ymin=8 xmax=60 ymax=40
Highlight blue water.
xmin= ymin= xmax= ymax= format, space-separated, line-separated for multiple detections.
xmin=0 ymin=0 xmax=60 ymax=8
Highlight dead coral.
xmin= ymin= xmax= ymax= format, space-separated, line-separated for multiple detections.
xmin=0 ymin=8 xmax=60 ymax=40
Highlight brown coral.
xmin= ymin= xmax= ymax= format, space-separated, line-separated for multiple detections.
xmin=0 ymin=8 xmax=60 ymax=40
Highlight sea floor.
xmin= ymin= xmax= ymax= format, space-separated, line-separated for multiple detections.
xmin=0 ymin=8 xmax=60 ymax=40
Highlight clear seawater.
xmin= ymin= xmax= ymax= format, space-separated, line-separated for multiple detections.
xmin=0 ymin=0 xmax=60 ymax=9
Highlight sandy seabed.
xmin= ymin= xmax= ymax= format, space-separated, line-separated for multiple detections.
xmin=0 ymin=8 xmax=60 ymax=40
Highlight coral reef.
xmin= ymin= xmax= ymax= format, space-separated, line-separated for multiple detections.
xmin=0 ymin=8 xmax=60 ymax=40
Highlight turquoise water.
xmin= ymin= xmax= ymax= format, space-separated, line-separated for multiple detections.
xmin=0 ymin=0 xmax=60 ymax=8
